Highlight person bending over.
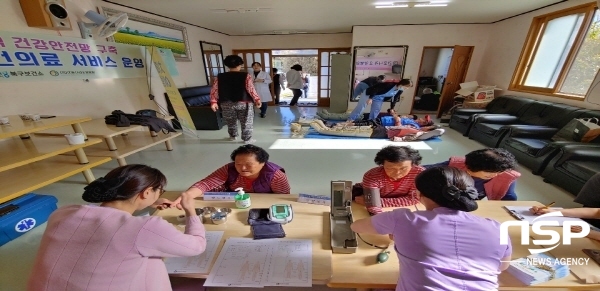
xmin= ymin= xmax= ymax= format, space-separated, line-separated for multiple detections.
xmin=424 ymin=148 xmax=520 ymax=200
xmin=355 ymin=146 xmax=424 ymax=215
xmin=28 ymin=165 xmax=207 ymax=291
xmin=347 ymin=75 xmax=385 ymax=121
xmin=351 ymin=166 xmax=512 ymax=291
xmin=366 ymin=79 xmax=411 ymax=120
xmin=178 ymin=145 xmax=290 ymax=203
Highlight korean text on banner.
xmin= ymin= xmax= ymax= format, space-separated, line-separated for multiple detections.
xmin=148 ymin=47 xmax=197 ymax=134
xmin=0 ymin=30 xmax=146 ymax=81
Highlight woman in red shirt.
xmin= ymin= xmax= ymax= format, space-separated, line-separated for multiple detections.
xmin=355 ymin=146 xmax=424 ymax=215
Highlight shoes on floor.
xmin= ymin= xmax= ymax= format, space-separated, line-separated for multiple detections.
xmin=244 ymin=139 xmax=256 ymax=144
xmin=260 ymin=114 xmax=266 ymax=118
xmin=229 ymin=136 xmax=236 ymax=141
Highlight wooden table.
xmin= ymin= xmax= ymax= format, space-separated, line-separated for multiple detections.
xmin=36 ymin=117 xmax=181 ymax=166
xmin=0 ymin=115 xmax=111 ymax=203
xmin=155 ymin=192 xmax=333 ymax=285
xmin=327 ymin=201 xmax=600 ymax=290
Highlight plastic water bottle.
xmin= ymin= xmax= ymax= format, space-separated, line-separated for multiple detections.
xmin=234 ymin=187 xmax=251 ymax=209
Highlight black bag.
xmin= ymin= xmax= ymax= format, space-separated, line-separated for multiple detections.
xmin=247 ymin=208 xmax=285 ymax=240
xmin=105 ymin=110 xmax=176 ymax=133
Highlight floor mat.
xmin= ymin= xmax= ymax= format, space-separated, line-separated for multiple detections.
xmin=269 ymin=139 xmax=433 ymax=150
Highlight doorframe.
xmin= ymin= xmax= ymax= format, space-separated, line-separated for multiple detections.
xmin=435 ymin=45 xmax=474 ymax=118
xmin=317 ymin=48 xmax=351 ymax=107
xmin=411 ymin=46 xmax=454 ymax=114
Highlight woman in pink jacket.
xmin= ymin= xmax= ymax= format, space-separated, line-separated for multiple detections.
xmin=28 ymin=165 xmax=207 ymax=291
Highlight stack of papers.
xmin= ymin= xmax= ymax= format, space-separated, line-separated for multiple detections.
xmin=507 ymin=253 xmax=570 ymax=285
xmin=164 ymin=231 xmax=224 ymax=274
xmin=204 ymin=238 xmax=313 ymax=287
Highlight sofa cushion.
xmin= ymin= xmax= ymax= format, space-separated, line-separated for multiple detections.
xmin=474 ymin=123 xmax=503 ymax=135
xmin=487 ymin=96 xmax=535 ymax=115
xmin=451 ymin=114 xmax=470 ymax=124
xmin=185 ymin=95 xmax=211 ymax=107
xmin=561 ymin=161 xmax=600 ymax=181
xmin=517 ymin=102 xmax=580 ymax=127
xmin=506 ymin=138 xmax=550 ymax=156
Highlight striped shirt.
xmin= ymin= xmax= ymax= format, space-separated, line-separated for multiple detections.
xmin=362 ymin=166 xmax=424 ymax=214
xmin=191 ymin=164 xmax=291 ymax=194
xmin=210 ymin=74 xmax=261 ymax=105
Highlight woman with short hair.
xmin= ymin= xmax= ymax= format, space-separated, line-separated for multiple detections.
xmin=250 ymin=62 xmax=272 ymax=118
xmin=351 ymin=166 xmax=512 ymax=291
xmin=210 ymin=55 xmax=262 ymax=144
xmin=286 ymin=64 xmax=304 ymax=106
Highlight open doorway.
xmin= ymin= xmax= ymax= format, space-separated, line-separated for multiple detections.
xmin=272 ymin=49 xmax=318 ymax=107
xmin=411 ymin=47 xmax=453 ymax=115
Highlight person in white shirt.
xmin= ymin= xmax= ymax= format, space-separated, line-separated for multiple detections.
xmin=286 ymin=64 xmax=303 ymax=106
xmin=250 ymin=62 xmax=272 ymax=118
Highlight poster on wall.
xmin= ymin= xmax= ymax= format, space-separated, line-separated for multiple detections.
xmin=351 ymin=46 xmax=408 ymax=101
xmin=0 ymin=30 xmax=146 ymax=82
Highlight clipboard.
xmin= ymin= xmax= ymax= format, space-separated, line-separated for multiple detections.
xmin=503 ymin=206 xmax=586 ymax=226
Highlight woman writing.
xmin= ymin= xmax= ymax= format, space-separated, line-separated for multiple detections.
xmin=28 ymin=165 xmax=207 ymax=291
xmin=250 ymin=62 xmax=272 ymax=118
xmin=351 ymin=167 xmax=512 ymax=291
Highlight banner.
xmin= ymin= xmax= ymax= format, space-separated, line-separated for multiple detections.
xmin=355 ymin=56 xmax=401 ymax=70
xmin=0 ymin=30 xmax=147 ymax=81
xmin=148 ymin=47 xmax=197 ymax=136
xmin=158 ymin=48 xmax=179 ymax=77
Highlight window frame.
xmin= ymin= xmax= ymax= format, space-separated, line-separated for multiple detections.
xmin=509 ymin=2 xmax=598 ymax=100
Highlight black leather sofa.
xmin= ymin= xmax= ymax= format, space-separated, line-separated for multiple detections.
xmin=499 ymin=110 xmax=600 ymax=174
xmin=467 ymin=101 xmax=581 ymax=147
xmin=541 ymin=144 xmax=600 ymax=195
xmin=164 ymin=85 xmax=224 ymax=130
xmin=448 ymin=96 xmax=536 ymax=136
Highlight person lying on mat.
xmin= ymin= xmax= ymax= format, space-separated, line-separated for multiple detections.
xmin=175 ymin=145 xmax=290 ymax=205
xmin=354 ymin=146 xmax=424 ymax=215
xmin=351 ymin=166 xmax=511 ymax=291
xmin=28 ymin=165 xmax=208 ymax=291
xmin=310 ymin=119 xmax=445 ymax=141
xmin=344 ymin=109 xmax=436 ymax=130
xmin=423 ymin=148 xmax=520 ymax=201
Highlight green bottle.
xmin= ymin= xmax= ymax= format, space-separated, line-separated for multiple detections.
xmin=234 ymin=187 xmax=251 ymax=209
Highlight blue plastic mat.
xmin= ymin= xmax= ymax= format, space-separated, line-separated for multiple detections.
xmin=303 ymin=128 xmax=444 ymax=141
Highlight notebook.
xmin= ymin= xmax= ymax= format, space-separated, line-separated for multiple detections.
xmin=507 ymin=253 xmax=570 ymax=285
xmin=503 ymin=206 xmax=587 ymax=226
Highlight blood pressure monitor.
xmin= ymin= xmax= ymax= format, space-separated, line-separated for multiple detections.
xmin=268 ymin=204 xmax=293 ymax=224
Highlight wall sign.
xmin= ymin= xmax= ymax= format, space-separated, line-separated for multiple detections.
xmin=0 ymin=30 xmax=147 ymax=81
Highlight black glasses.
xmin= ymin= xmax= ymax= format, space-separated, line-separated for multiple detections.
xmin=157 ymin=188 xmax=166 ymax=195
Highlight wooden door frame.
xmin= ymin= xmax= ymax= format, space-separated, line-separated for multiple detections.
xmin=233 ymin=49 xmax=275 ymax=105
xmin=436 ymin=45 xmax=474 ymax=118
xmin=411 ymin=46 xmax=454 ymax=114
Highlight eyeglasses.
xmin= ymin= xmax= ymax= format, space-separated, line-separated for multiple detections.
xmin=157 ymin=188 xmax=166 ymax=195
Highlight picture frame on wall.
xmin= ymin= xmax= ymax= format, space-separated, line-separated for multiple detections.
xmin=102 ymin=7 xmax=192 ymax=61
xmin=350 ymin=46 xmax=408 ymax=102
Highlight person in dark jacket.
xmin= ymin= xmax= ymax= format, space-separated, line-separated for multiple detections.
xmin=272 ymin=68 xmax=285 ymax=105
xmin=366 ymin=79 xmax=411 ymax=120
xmin=347 ymin=75 xmax=385 ymax=122
xmin=210 ymin=55 xmax=262 ymax=144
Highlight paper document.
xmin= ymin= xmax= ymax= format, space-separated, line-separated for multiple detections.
xmin=204 ymin=238 xmax=313 ymax=287
xmin=165 ymin=231 xmax=224 ymax=274
xmin=504 ymin=206 xmax=587 ymax=226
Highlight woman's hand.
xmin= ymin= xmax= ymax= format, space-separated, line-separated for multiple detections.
xmin=152 ymin=198 xmax=175 ymax=210
xmin=367 ymin=99 xmax=373 ymax=105
xmin=179 ymin=192 xmax=198 ymax=216
xmin=255 ymin=100 xmax=262 ymax=108
xmin=210 ymin=103 xmax=219 ymax=112
xmin=173 ymin=188 xmax=204 ymax=210
xmin=530 ymin=206 xmax=557 ymax=215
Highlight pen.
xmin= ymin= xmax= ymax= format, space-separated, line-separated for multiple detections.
xmin=540 ymin=201 xmax=556 ymax=210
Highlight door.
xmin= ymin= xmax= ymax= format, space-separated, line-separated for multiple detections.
xmin=318 ymin=48 xmax=351 ymax=107
xmin=233 ymin=49 xmax=274 ymax=104
xmin=437 ymin=45 xmax=474 ymax=118
xmin=329 ymin=54 xmax=353 ymax=113
xmin=203 ymin=50 xmax=223 ymax=85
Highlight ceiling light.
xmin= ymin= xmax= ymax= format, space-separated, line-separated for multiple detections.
xmin=414 ymin=3 xmax=448 ymax=7
xmin=375 ymin=4 xmax=409 ymax=8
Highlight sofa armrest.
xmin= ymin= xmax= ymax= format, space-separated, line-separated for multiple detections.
xmin=554 ymin=146 xmax=600 ymax=166
xmin=505 ymin=125 xmax=558 ymax=139
xmin=454 ymin=108 xmax=488 ymax=116
xmin=475 ymin=115 xmax=519 ymax=125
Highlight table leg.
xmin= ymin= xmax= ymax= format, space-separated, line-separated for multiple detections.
xmin=71 ymin=123 xmax=87 ymax=140
xmin=73 ymin=148 xmax=89 ymax=164
xmin=117 ymin=158 xmax=127 ymax=166
xmin=150 ymin=130 xmax=158 ymax=137
xmin=105 ymin=137 xmax=117 ymax=151
xmin=82 ymin=169 xmax=95 ymax=183
xmin=165 ymin=139 xmax=173 ymax=151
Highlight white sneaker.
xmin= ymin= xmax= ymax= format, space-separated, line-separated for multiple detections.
xmin=228 ymin=136 xmax=236 ymax=141
xmin=244 ymin=139 xmax=256 ymax=144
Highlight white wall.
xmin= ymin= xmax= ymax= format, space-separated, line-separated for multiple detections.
xmin=350 ymin=24 xmax=492 ymax=114
xmin=0 ymin=0 xmax=231 ymax=118
xmin=478 ymin=0 xmax=600 ymax=109
xmin=434 ymin=48 xmax=453 ymax=92
xmin=419 ymin=48 xmax=439 ymax=77
xmin=230 ymin=33 xmax=352 ymax=50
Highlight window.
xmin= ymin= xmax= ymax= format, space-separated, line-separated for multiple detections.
xmin=510 ymin=3 xmax=599 ymax=99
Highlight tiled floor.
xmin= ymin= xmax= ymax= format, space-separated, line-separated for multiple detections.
xmin=0 ymin=106 xmax=579 ymax=291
